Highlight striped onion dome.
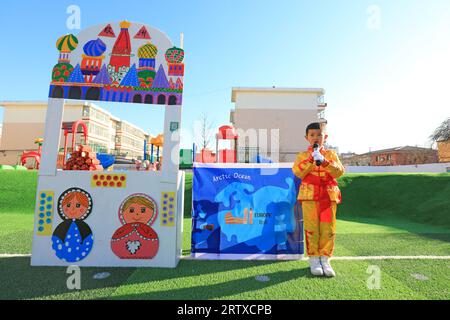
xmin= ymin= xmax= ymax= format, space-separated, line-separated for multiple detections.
xmin=164 ymin=47 xmax=184 ymax=63
xmin=56 ymin=34 xmax=78 ymax=53
xmin=83 ymin=38 xmax=106 ymax=57
xmin=138 ymin=42 xmax=158 ymax=59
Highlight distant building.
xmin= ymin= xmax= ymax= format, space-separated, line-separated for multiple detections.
xmin=0 ymin=101 xmax=159 ymax=166
xmin=341 ymin=146 xmax=438 ymax=166
xmin=340 ymin=152 xmax=372 ymax=166
xmin=437 ymin=140 xmax=450 ymax=163
xmin=230 ymin=87 xmax=327 ymax=163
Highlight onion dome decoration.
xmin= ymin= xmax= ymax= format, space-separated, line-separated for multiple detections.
xmin=52 ymin=63 xmax=74 ymax=82
xmin=165 ymin=47 xmax=184 ymax=64
xmin=83 ymin=38 xmax=107 ymax=57
xmin=138 ymin=42 xmax=158 ymax=59
xmin=56 ymin=34 xmax=78 ymax=53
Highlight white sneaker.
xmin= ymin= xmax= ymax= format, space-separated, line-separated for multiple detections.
xmin=320 ymin=256 xmax=336 ymax=277
xmin=309 ymin=257 xmax=324 ymax=276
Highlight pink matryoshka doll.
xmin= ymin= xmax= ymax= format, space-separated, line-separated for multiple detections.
xmin=111 ymin=193 xmax=159 ymax=259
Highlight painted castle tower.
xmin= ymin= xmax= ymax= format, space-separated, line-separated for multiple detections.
xmin=108 ymin=20 xmax=132 ymax=85
xmin=165 ymin=47 xmax=184 ymax=89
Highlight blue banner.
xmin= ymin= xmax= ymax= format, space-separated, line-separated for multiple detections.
xmin=192 ymin=165 xmax=304 ymax=258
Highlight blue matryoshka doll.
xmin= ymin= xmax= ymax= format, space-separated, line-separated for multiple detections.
xmin=51 ymin=188 xmax=94 ymax=262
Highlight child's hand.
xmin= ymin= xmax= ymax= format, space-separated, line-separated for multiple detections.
xmin=312 ymin=150 xmax=325 ymax=163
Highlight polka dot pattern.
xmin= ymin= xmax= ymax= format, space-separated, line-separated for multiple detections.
xmin=160 ymin=192 xmax=176 ymax=227
xmin=91 ymin=173 xmax=127 ymax=188
xmin=52 ymin=221 xmax=93 ymax=262
xmin=36 ymin=191 xmax=54 ymax=236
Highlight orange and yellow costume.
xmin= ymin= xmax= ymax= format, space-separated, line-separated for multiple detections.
xmin=292 ymin=146 xmax=345 ymax=257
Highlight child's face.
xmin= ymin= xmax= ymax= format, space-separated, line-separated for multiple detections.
xmin=305 ymin=129 xmax=328 ymax=147
xmin=123 ymin=203 xmax=154 ymax=224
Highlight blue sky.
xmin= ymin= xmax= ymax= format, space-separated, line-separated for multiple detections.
xmin=0 ymin=0 xmax=449 ymax=154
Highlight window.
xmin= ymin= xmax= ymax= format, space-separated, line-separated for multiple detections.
xmin=88 ymin=122 xmax=110 ymax=139
xmin=51 ymin=86 xmax=64 ymax=98
xmin=86 ymin=87 xmax=100 ymax=100
xmin=133 ymin=94 xmax=142 ymax=103
xmin=144 ymin=94 xmax=153 ymax=104
xmin=89 ymin=107 xmax=110 ymax=124
xmin=82 ymin=106 xmax=90 ymax=117
xmin=68 ymin=87 xmax=82 ymax=99
xmin=168 ymin=95 xmax=177 ymax=105
xmin=157 ymin=94 xmax=166 ymax=104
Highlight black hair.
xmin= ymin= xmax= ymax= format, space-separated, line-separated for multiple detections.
xmin=305 ymin=122 xmax=326 ymax=135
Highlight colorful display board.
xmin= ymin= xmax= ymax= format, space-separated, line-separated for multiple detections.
xmin=31 ymin=21 xmax=185 ymax=268
xmin=49 ymin=21 xmax=184 ymax=105
xmin=191 ymin=163 xmax=304 ymax=260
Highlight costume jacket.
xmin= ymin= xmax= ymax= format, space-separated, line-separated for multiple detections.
xmin=292 ymin=146 xmax=345 ymax=203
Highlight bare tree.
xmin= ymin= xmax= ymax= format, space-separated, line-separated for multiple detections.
xmin=429 ymin=118 xmax=450 ymax=142
xmin=199 ymin=112 xmax=214 ymax=150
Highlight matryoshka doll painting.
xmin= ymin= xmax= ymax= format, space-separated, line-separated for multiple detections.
xmin=52 ymin=188 xmax=94 ymax=262
xmin=111 ymin=194 xmax=159 ymax=259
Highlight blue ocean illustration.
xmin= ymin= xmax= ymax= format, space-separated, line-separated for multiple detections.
xmin=192 ymin=167 xmax=303 ymax=255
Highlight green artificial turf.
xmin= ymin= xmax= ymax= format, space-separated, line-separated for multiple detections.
xmin=338 ymin=173 xmax=450 ymax=228
xmin=0 ymin=256 xmax=448 ymax=300
xmin=0 ymin=171 xmax=38 ymax=214
xmin=0 ymin=170 xmax=449 ymax=300
xmin=183 ymin=171 xmax=192 ymax=218
xmin=2 ymin=216 xmax=449 ymax=257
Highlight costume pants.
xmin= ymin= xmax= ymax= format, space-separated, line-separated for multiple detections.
xmin=301 ymin=189 xmax=337 ymax=257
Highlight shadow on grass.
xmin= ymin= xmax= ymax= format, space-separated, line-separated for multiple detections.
xmin=112 ymin=264 xmax=312 ymax=300
xmin=118 ymin=259 xmax=282 ymax=288
xmin=0 ymin=257 xmax=137 ymax=300
xmin=0 ymin=257 xmax=283 ymax=300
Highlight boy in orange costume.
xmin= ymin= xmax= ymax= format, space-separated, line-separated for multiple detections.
xmin=292 ymin=122 xmax=345 ymax=277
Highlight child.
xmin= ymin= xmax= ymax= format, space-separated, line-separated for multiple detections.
xmin=292 ymin=122 xmax=345 ymax=277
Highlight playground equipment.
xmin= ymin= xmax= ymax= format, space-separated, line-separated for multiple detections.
xmin=62 ymin=120 xmax=88 ymax=167
xmin=179 ymin=149 xmax=193 ymax=168
xmin=195 ymin=148 xmax=216 ymax=163
xmin=31 ymin=21 xmax=185 ymax=268
xmin=96 ymin=153 xmax=115 ymax=170
xmin=254 ymin=155 xmax=273 ymax=163
xmin=150 ymin=134 xmax=164 ymax=164
xmin=61 ymin=120 xmax=102 ymax=171
xmin=215 ymin=125 xmax=237 ymax=163
xmin=20 ymin=138 xmax=44 ymax=169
